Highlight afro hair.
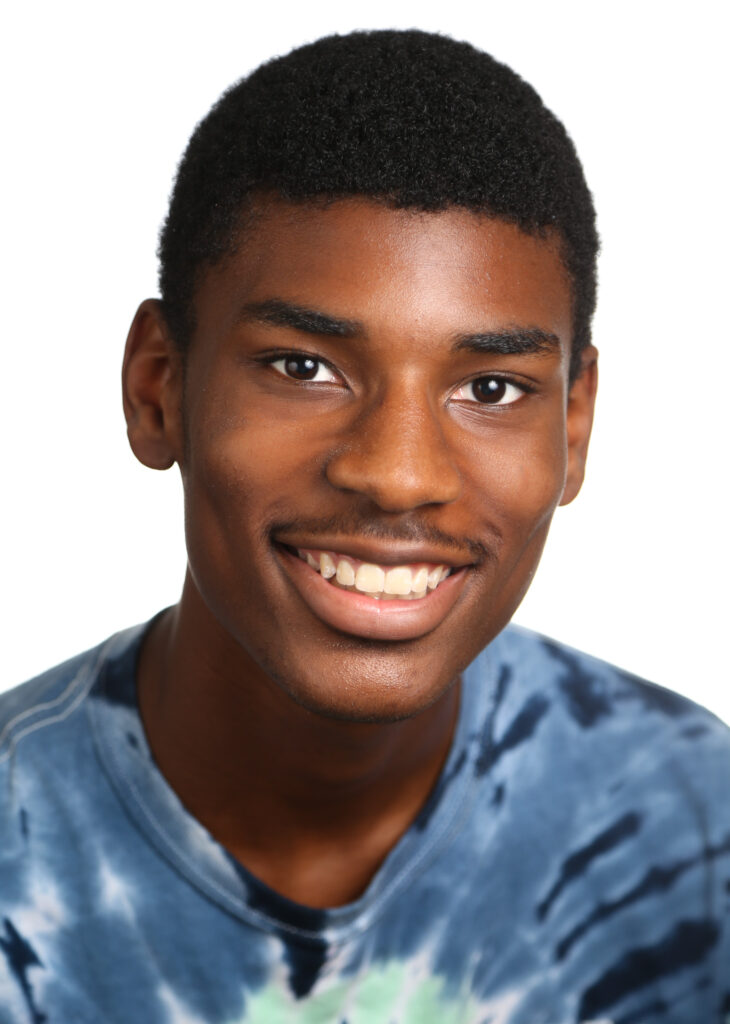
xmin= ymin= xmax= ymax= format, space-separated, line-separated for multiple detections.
xmin=158 ymin=29 xmax=598 ymax=379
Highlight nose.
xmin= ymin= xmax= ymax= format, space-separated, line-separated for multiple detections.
xmin=325 ymin=389 xmax=463 ymax=512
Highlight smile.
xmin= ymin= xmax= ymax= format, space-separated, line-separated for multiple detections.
xmin=295 ymin=548 xmax=452 ymax=601
xmin=276 ymin=542 xmax=471 ymax=642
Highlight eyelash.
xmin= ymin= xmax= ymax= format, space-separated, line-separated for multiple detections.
xmin=263 ymin=351 xmax=533 ymax=407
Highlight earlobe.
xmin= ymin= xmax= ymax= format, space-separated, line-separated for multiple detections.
xmin=122 ymin=299 xmax=184 ymax=471
xmin=559 ymin=346 xmax=598 ymax=507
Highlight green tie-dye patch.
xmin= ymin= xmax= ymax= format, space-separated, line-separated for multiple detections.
xmin=240 ymin=961 xmax=476 ymax=1024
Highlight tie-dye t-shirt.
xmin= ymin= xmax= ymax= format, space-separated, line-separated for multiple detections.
xmin=1 ymin=622 xmax=729 ymax=1024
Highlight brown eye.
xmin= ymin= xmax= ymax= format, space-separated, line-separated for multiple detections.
xmin=270 ymin=356 xmax=338 ymax=383
xmin=285 ymin=356 xmax=318 ymax=380
xmin=473 ymin=378 xmax=509 ymax=403
xmin=451 ymin=377 xmax=524 ymax=406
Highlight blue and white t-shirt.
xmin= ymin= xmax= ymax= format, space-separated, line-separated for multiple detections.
xmin=1 ymin=622 xmax=729 ymax=1023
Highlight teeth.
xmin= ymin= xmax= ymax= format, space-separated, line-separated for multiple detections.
xmin=320 ymin=552 xmax=336 ymax=579
xmin=298 ymin=548 xmax=453 ymax=599
xmin=412 ymin=567 xmax=429 ymax=593
xmin=355 ymin=563 xmax=385 ymax=594
xmin=335 ymin=559 xmax=356 ymax=587
xmin=384 ymin=567 xmax=414 ymax=596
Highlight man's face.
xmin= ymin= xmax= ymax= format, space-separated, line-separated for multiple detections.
xmin=172 ymin=199 xmax=594 ymax=722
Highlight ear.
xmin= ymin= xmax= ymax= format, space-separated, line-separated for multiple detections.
xmin=560 ymin=345 xmax=598 ymax=506
xmin=122 ymin=299 xmax=184 ymax=470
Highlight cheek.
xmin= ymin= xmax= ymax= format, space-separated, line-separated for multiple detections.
xmin=180 ymin=403 xmax=331 ymax=625
xmin=463 ymin=421 xmax=568 ymax=538
xmin=511 ymin=444 xmax=567 ymax=524
xmin=185 ymin=408 xmax=312 ymax=523
xmin=455 ymin=424 xmax=568 ymax=636
xmin=180 ymin=419 xmax=301 ymax=645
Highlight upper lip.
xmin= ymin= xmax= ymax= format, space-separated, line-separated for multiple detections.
xmin=274 ymin=535 xmax=473 ymax=568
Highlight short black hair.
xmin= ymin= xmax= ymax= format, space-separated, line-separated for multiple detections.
xmin=159 ymin=29 xmax=598 ymax=380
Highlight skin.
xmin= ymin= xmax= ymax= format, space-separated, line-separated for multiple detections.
xmin=122 ymin=198 xmax=597 ymax=906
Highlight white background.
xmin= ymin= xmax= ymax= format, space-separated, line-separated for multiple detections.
xmin=2 ymin=1 xmax=728 ymax=721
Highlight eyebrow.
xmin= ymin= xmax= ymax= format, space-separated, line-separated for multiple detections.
xmin=239 ymin=298 xmax=560 ymax=355
xmin=452 ymin=327 xmax=560 ymax=356
xmin=238 ymin=299 xmax=362 ymax=338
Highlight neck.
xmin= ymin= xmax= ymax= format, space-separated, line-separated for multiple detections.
xmin=137 ymin=574 xmax=461 ymax=907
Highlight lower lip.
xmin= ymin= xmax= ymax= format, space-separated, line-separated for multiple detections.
xmin=277 ymin=546 xmax=469 ymax=641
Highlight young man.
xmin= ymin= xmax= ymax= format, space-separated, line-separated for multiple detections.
xmin=1 ymin=29 xmax=728 ymax=1024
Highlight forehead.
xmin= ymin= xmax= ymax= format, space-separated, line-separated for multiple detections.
xmin=194 ymin=198 xmax=573 ymax=358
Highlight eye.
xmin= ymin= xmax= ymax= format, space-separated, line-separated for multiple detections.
xmin=451 ymin=376 xmax=526 ymax=406
xmin=269 ymin=355 xmax=339 ymax=383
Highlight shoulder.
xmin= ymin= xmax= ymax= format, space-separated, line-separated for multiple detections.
xmin=0 ymin=625 xmax=146 ymax=779
xmin=462 ymin=628 xmax=730 ymax=986
xmin=474 ymin=624 xmax=730 ymax=820
xmin=493 ymin=623 xmax=728 ymax=734
xmin=0 ymin=644 xmax=102 ymax=768
xmin=0 ymin=624 xmax=148 ymax=892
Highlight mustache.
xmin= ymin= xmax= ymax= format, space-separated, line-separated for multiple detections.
xmin=268 ymin=511 xmax=492 ymax=564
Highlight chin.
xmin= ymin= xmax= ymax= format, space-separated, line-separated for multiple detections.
xmin=260 ymin=640 xmax=461 ymax=724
